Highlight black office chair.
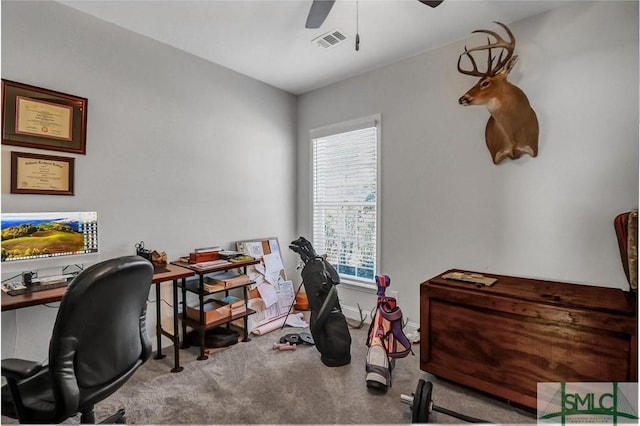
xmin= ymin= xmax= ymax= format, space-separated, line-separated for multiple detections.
xmin=1 ymin=255 xmax=154 ymax=424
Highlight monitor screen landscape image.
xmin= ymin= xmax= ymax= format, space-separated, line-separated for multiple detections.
xmin=1 ymin=212 xmax=98 ymax=264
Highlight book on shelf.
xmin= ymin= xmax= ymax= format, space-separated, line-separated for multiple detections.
xmin=218 ymin=250 xmax=240 ymax=259
xmin=203 ymin=281 xmax=225 ymax=293
xmin=221 ymin=295 xmax=241 ymax=304
xmin=217 ymin=296 xmax=246 ymax=315
xmin=204 ymin=271 xmax=251 ymax=292
xmin=186 ymin=259 xmax=233 ymax=272
xmin=229 ymin=255 xmax=256 ymax=263
xmin=229 ymin=300 xmax=247 ymax=316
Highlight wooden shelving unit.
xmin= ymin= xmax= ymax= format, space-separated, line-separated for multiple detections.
xmin=171 ymin=258 xmax=259 ymax=361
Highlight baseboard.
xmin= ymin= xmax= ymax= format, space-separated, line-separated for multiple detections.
xmin=342 ymin=303 xmax=419 ymax=335
xmin=342 ymin=303 xmax=372 ymax=324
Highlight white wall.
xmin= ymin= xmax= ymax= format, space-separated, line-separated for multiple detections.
xmin=297 ymin=1 xmax=639 ymax=328
xmin=2 ymin=1 xmax=638 ymax=360
xmin=1 ymin=1 xmax=298 ymax=360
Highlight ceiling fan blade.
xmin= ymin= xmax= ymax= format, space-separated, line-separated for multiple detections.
xmin=418 ymin=0 xmax=444 ymax=7
xmin=305 ymin=0 xmax=336 ymax=29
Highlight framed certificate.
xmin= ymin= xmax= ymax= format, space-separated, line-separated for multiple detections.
xmin=10 ymin=151 xmax=75 ymax=195
xmin=2 ymin=80 xmax=87 ymax=154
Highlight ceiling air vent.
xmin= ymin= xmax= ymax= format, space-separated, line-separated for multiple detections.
xmin=313 ymin=29 xmax=348 ymax=49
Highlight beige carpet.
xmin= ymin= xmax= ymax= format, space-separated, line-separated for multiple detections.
xmin=2 ymin=324 xmax=536 ymax=424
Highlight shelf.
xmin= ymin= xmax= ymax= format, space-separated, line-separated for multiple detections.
xmin=182 ymin=307 xmax=256 ymax=330
xmin=179 ymin=276 xmax=254 ymax=296
xmin=173 ymin=256 xmax=259 ymax=361
xmin=171 ymin=258 xmax=259 ymax=274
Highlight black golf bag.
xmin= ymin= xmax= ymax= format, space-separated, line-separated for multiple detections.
xmin=290 ymin=237 xmax=351 ymax=367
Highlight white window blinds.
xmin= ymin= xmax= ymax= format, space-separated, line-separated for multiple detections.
xmin=311 ymin=119 xmax=379 ymax=284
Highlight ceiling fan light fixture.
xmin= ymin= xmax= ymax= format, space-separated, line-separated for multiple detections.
xmin=418 ymin=0 xmax=444 ymax=7
xmin=312 ymin=29 xmax=348 ymax=49
xmin=305 ymin=0 xmax=336 ymax=29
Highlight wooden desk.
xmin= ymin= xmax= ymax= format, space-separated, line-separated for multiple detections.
xmin=151 ymin=264 xmax=194 ymax=372
xmin=1 ymin=264 xmax=195 ymax=373
xmin=1 ymin=286 xmax=67 ymax=311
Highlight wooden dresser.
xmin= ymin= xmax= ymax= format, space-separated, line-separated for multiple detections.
xmin=420 ymin=270 xmax=637 ymax=410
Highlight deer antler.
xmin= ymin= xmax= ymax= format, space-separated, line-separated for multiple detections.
xmin=456 ymin=21 xmax=539 ymax=165
xmin=457 ymin=22 xmax=515 ymax=77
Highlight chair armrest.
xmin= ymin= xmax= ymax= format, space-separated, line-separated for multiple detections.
xmin=2 ymin=359 xmax=44 ymax=422
xmin=1 ymin=358 xmax=44 ymax=380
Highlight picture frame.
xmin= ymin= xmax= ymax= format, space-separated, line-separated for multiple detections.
xmin=11 ymin=151 xmax=75 ymax=196
xmin=2 ymin=79 xmax=88 ymax=154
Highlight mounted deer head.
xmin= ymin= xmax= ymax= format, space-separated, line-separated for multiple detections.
xmin=458 ymin=22 xmax=539 ymax=165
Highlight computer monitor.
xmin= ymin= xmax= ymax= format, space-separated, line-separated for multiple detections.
xmin=1 ymin=211 xmax=99 ymax=274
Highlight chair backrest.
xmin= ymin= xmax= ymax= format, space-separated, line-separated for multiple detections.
xmin=48 ymin=255 xmax=153 ymax=420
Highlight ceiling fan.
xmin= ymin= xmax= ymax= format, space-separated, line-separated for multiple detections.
xmin=305 ymin=0 xmax=444 ymax=29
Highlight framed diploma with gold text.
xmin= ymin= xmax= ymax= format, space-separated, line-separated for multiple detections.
xmin=2 ymin=80 xmax=87 ymax=154
xmin=11 ymin=151 xmax=75 ymax=195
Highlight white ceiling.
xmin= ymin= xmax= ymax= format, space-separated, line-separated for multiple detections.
xmin=58 ymin=0 xmax=569 ymax=95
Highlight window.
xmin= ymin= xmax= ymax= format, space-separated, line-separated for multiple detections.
xmin=311 ymin=115 xmax=380 ymax=286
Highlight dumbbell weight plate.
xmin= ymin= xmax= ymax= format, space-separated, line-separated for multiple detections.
xmin=413 ymin=379 xmax=432 ymax=423
xmin=411 ymin=379 xmax=424 ymax=423
xmin=280 ymin=334 xmax=302 ymax=345
xmin=299 ymin=332 xmax=315 ymax=345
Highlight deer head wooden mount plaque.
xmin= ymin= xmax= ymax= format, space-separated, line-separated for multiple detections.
xmin=457 ymin=22 xmax=539 ymax=165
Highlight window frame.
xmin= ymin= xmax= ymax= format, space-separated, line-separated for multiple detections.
xmin=309 ymin=114 xmax=381 ymax=290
